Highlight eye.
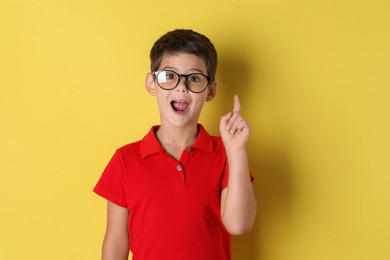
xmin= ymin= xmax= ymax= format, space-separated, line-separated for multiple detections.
xmin=165 ymin=71 xmax=178 ymax=80
xmin=188 ymin=74 xmax=202 ymax=82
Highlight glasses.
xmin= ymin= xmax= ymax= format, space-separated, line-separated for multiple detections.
xmin=153 ymin=69 xmax=213 ymax=93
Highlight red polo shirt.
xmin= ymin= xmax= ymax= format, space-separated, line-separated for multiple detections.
xmin=94 ymin=124 xmax=231 ymax=260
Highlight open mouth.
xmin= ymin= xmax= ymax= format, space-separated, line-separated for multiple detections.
xmin=171 ymin=100 xmax=189 ymax=113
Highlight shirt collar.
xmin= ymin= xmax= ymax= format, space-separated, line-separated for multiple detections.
xmin=140 ymin=124 xmax=214 ymax=159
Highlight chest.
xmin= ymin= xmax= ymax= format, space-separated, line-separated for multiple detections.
xmin=121 ymin=148 xmax=226 ymax=211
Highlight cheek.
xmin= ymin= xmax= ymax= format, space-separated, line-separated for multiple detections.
xmin=192 ymin=97 xmax=207 ymax=110
xmin=193 ymin=92 xmax=208 ymax=102
xmin=155 ymin=92 xmax=169 ymax=107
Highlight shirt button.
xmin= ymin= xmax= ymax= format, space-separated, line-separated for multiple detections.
xmin=176 ymin=165 xmax=182 ymax=171
xmin=186 ymin=147 xmax=192 ymax=152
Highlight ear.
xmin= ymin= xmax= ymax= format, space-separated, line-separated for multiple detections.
xmin=145 ymin=73 xmax=157 ymax=96
xmin=205 ymin=80 xmax=217 ymax=102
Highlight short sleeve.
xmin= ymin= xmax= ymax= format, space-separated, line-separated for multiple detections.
xmin=93 ymin=150 xmax=128 ymax=208
xmin=221 ymin=160 xmax=229 ymax=190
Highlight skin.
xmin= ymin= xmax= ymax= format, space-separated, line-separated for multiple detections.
xmin=219 ymin=95 xmax=257 ymax=235
xmin=146 ymin=53 xmax=217 ymax=156
xmin=102 ymin=203 xmax=129 ymax=260
xmin=101 ymin=53 xmax=256 ymax=259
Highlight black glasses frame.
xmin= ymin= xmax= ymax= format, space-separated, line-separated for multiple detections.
xmin=153 ymin=69 xmax=213 ymax=93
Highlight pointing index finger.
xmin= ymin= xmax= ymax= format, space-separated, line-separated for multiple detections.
xmin=233 ymin=95 xmax=241 ymax=113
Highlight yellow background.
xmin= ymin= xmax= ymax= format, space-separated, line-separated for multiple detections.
xmin=1 ymin=0 xmax=389 ymax=259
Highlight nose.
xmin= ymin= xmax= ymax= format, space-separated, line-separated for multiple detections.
xmin=176 ymin=76 xmax=188 ymax=93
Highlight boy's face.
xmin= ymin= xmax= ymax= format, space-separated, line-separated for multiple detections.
xmin=146 ymin=53 xmax=217 ymax=129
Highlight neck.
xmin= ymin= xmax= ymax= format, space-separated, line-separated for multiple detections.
xmin=156 ymin=124 xmax=199 ymax=149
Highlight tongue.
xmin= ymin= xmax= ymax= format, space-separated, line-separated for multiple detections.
xmin=172 ymin=101 xmax=189 ymax=112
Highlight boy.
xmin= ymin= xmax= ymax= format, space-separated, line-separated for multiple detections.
xmin=94 ymin=29 xmax=256 ymax=260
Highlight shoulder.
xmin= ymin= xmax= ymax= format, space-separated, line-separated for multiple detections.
xmin=211 ymin=135 xmax=226 ymax=155
xmin=117 ymin=139 xmax=142 ymax=153
xmin=197 ymin=124 xmax=225 ymax=154
xmin=115 ymin=126 xmax=160 ymax=159
xmin=113 ymin=139 xmax=145 ymax=164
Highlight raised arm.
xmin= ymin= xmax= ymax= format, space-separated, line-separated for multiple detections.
xmin=102 ymin=201 xmax=130 ymax=260
xmin=219 ymin=95 xmax=257 ymax=235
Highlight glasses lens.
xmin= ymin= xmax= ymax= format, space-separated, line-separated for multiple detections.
xmin=156 ymin=70 xmax=179 ymax=90
xmin=187 ymin=74 xmax=209 ymax=93
xmin=155 ymin=70 xmax=210 ymax=93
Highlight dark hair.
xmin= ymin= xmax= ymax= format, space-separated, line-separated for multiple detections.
xmin=150 ymin=29 xmax=218 ymax=79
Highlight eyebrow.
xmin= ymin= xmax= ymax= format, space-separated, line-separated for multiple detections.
xmin=161 ymin=66 xmax=206 ymax=75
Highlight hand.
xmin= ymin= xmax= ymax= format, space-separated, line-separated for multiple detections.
xmin=219 ymin=95 xmax=251 ymax=151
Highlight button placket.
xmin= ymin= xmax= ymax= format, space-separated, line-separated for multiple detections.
xmin=173 ymin=163 xmax=185 ymax=192
xmin=180 ymin=146 xmax=193 ymax=164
